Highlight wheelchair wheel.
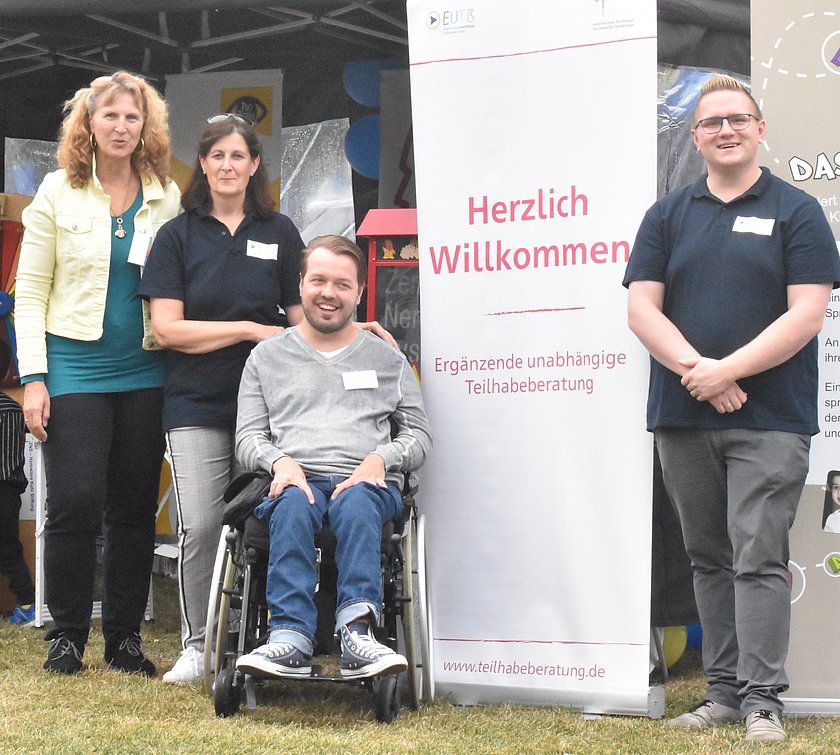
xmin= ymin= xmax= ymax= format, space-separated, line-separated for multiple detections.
xmin=213 ymin=666 xmax=242 ymax=718
xmin=416 ymin=512 xmax=435 ymax=702
xmin=374 ymin=674 xmax=401 ymax=723
xmin=400 ymin=505 xmax=424 ymax=709
xmin=204 ymin=525 xmax=238 ymax=694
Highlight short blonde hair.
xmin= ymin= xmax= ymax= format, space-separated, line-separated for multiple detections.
xmin=56 ymin=71 xmax=172 ymax=188
xmin=694 ymin=74 xmax=762 ymax=125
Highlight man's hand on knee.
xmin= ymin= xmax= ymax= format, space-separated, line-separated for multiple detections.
xmin=331 ymin=454 xmax=387 ymax=500
xmin=270 ymin=456 xmax=315 ymax=503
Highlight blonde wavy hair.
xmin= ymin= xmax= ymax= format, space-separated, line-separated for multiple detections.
xmin=694 ymin=74 xmax=762 ymax=122
xmin=56 ymin=71 xmax=172 ymax=188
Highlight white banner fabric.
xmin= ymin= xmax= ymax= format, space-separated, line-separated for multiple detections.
xmin=408 ymin=1 xmax=660 ymax=714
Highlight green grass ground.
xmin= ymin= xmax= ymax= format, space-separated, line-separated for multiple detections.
xmin=3 ymin=576 xmax=840 ymax=754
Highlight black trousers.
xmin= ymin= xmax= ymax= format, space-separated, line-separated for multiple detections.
xmin=42 ymin=389 xmax=164 ymax=644
xmin=0 ymin=481 xmax=35 ymax=605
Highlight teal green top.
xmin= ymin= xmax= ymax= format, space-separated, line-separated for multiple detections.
xmin=44 ymin=189 xmax=164 ymax=397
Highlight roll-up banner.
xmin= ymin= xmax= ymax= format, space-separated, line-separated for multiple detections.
xmin=407 ymin=1 xmax=661 ymax=715
xmin=752 ymin=1 xmax=840 ymax=715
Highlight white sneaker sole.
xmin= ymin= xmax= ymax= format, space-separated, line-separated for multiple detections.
xmin=340 ymin=654 xmax=408 ymax=679
xmin=235 ymin=655 xmax=312 ymax=679
xmin=161 ymin=669 xmax=202 ymax=685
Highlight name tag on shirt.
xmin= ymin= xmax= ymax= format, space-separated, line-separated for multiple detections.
xmin=247 ymin=240 xmax=278 ymax=260
xmin=732 ymin=216 xmax=775 ymax=236
xmin=128 ymin=232 xmax=154 ymax=266
xmin=342 ymin=370 xmax=378 ymax=390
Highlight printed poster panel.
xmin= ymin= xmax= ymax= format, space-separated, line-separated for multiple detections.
xmin=164 ymin=70 xmax=283 ymax=197
xmin=408 ymin=1 xmax=660 ymax=714
xmin=751 ymin=0 xmax=840 ymax=713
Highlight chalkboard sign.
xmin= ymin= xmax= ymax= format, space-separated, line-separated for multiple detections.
xmin=374 ymin=266 xmax=420 ymax=366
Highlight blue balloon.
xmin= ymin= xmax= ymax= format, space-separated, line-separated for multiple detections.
xmin=344 ymin=115 xmax=381 ymax=180
xmin=343 ymin=59 xmax=404 ymax=108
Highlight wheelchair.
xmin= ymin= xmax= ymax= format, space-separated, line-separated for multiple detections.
xmin=203 ymin=471 xmax=433 ymax=723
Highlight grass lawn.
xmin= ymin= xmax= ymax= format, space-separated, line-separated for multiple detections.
xmin=3 ymin=575 xmax=840 ymax=753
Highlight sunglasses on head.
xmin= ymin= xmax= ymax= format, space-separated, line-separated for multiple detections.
xmin=206 ymin=112 xmax=255 ymax=127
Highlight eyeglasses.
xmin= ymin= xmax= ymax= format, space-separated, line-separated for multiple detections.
xmin=206 ymin=113 xmax=255 ymax=127
xmin=694 ymin=113 xmax=758 ymax=134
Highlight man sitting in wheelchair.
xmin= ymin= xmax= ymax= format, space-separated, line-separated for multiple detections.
xmin=234 ymin=234 xmax=432 ymax=680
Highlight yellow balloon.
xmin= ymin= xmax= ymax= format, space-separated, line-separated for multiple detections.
xmin=662 ymin=625 xmax=688 ymax=668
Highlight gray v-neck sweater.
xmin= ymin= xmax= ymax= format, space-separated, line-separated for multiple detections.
xmin=236 ymin=328 xmax=431 ymax=484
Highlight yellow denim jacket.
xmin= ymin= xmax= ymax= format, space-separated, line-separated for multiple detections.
xmin=15 ymin=165 xmax=181 ymax=379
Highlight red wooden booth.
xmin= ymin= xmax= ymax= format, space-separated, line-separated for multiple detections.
xmin=357 ymin=208 xmax=420 ymax=370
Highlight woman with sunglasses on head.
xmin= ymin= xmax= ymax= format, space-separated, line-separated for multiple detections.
xmin=15 ymin=71 xmax=181 ymax=676
xmin=139 ymin=114 xmax=393 ymax=684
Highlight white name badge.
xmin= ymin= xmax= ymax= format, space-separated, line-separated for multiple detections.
xmin=342 ymin=370 xmax=379 ymax=390
xmin=732 ymin=216 xmax=775 ymax=236
xmin=128 ymin=232 xmax=154 ymax=266
xmin=247 ymin=240 xmax=278 ymax=260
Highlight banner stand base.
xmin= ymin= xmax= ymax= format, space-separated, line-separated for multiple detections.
xmin=435 ymin=683 xmax=666 ymax=719
xmin=782 ymin=698 xmax=840 ymax=717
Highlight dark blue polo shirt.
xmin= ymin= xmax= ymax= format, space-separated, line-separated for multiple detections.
xmin=138 ymin=208 xmax=303 ymax=431
xmin=623 ymin=168 xmax=840 ymax=434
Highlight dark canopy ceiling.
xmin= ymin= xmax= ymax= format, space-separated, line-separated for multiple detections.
xmin=0 ymin=0 xmax=749 ymax=190
xmin=0 ymin=1 xmax=410 ymax=87
xmin=0 ymin=1 xmax=749 ymax=86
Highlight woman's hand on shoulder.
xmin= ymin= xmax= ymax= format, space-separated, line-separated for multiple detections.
xmin=355 ymin=320 xmax=397 ymax=348
xmin=251 ymin=323 xmax=285 ymax=343
xmin=23 ymin=380 xmax=50 ymax=442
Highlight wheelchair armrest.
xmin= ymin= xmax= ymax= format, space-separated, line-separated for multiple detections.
xmin=222 ymin=471 xmax=272 ymax=527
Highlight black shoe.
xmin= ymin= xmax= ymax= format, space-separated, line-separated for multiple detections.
xmin=105 ymin=632 xmax=156 ymax=677
xmin=44 ymin=635 xmax=84 ymax=675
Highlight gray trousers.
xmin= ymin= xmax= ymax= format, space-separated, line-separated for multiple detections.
xmin=167 ymin=427 xmax=241 ymax=652
xmin=655 ymin=428 xmax=810 ymax=716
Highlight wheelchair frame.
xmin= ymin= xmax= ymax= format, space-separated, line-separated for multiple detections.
xmin=203 ymin=476 xmax=434 ymax=723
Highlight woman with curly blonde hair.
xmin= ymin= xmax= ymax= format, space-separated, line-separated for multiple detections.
xmin=57 ymin=71 xmax=172 ymax=189
xmin=15 ymin=70 xmax=181 ymax=676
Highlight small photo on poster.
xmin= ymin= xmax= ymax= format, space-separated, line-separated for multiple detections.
xmin=822 ymin=470 xmax=840 ymax=534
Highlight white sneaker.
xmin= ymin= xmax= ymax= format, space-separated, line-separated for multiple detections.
xmin=162 ymin=646 xmax=204 ymax=685
xmin=667 ymin=699 xmax=741 ymax=728
xmin=744 ymin=709 xmax=786 ymax=742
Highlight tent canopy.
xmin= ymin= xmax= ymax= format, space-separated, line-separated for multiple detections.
xmin=0 ymin=1 xmax=748 ymax=87
xmin=0 ymin=1 xmax=749 ymax=189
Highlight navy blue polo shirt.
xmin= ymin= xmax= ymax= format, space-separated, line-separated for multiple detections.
xmin=138 ymin=208 xmax=303 ymax=431
xmin=623 ymin=167 xmax=840 ymax=434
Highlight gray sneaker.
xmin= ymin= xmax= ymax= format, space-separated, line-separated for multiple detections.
xmin=667 ymin=699 xmax=741 ymax=728
xmin=235 ymin=641 xmax=312 ymax=678
xmin=339 ymin=624 xmax=407 ymax=679
xmin=744 ymin=709 xmax=786 ymax=742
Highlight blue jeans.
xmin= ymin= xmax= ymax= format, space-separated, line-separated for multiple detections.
xmin=254 ymin=475 xmax=402 ymax=656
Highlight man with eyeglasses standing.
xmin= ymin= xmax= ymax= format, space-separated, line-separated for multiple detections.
xmin=623 ymin=75 xmax=840 ymax=742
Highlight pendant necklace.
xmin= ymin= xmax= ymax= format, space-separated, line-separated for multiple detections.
xmin=110 ymin=184 xmax=135 ymax=239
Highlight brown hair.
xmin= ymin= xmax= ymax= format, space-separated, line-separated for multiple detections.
xmin=181 ymin=117 xmax=274 ymax=216
xmin=301 ymin=235 xmax=367 ymax=287
xmin=56 ymin=71 xmax=172 ymax=189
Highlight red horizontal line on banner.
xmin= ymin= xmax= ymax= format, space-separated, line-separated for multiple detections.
xmin=485 ymin=307 xmax=585 ymax=316
xmin=435 ymin=637 xmax=647 ymax=647
xmin=410 ymin=35 xmax=656 ymax=68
